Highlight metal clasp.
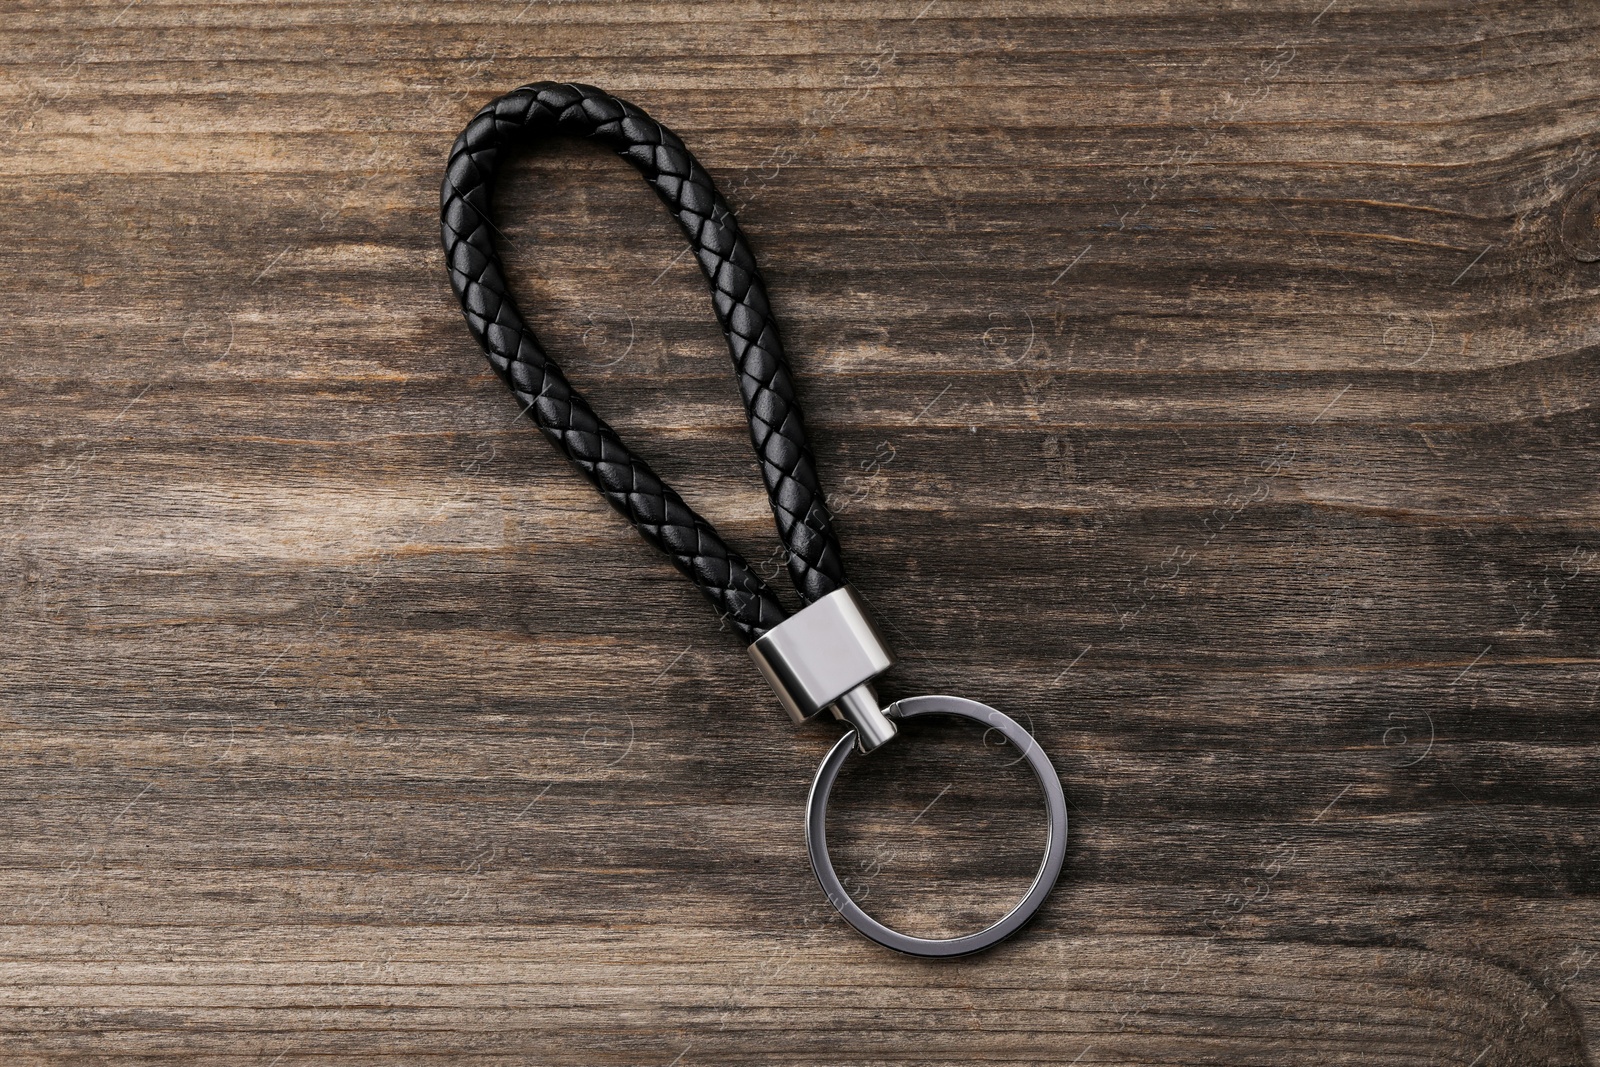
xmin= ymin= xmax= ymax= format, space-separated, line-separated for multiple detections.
xmin=747 ymin=586 xmax=898 ymax=752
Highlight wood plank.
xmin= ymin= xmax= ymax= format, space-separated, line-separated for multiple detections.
xmin=0 ymin=1 xmax=1596 ymax=1063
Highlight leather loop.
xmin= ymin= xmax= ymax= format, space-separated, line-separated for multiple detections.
xmin=440 ymin=82 xmax=847 ymax=642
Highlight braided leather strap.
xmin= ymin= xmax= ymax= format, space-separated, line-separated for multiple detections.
xmin=440 ymin=82 xmax=846 ymax=642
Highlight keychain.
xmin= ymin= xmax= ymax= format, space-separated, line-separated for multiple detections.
xmin=440 ymin=82 xmax=1066 ymax=957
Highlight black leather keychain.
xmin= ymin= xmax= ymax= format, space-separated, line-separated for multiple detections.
xmin=440 ymin=82 xmax=1065 ymax=957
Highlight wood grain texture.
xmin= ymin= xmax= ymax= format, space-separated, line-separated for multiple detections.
xmin=2 ymin=1 xmax=1598 ymax=1063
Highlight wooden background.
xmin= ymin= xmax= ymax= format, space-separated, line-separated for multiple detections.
xmin=2 ymin=1 xmax=1597 ymax=1063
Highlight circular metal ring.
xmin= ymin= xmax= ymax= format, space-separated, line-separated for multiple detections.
xmin=805 ymin=694 xmax=1068 ymax=957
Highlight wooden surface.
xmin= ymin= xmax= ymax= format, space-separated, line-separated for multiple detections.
xmin=2 ymin=2 xmax=1598 ymax=1063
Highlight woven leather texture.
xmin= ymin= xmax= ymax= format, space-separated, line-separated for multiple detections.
xmin=440 ymin=82 xmax=846 ymax=642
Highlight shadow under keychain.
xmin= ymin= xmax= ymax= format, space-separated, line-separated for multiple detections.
xmin=440 ymin=82 xmax=1066 ymax=957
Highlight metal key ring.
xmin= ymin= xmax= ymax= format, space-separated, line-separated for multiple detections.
xmin=805 ymin=695 xmax=1069 ymax=958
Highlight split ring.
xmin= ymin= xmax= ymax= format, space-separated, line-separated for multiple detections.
xmin=805 ymin=694 xmax=1068 ymax=957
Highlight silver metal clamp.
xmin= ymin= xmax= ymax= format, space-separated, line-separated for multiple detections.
xmin=747 ymin=586 xmax=898 ymax=752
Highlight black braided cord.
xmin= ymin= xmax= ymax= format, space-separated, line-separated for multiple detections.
xmin=440 ymin=82 xmax=846 ymax=643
